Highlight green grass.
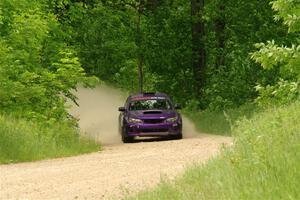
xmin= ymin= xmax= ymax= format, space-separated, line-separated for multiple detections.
xmin=184 ymin=103 xmax=257 ymax=135
xmin=129 ymin=102 xmax=300 ymax=200
xmin=0 ymin=115 xmax=100 ymax=164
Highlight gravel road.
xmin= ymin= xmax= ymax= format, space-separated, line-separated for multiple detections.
xmin=0 ymin=134 xmax=231 ymax=200
xmin=0 ymin=86 xmax=232 ymax=199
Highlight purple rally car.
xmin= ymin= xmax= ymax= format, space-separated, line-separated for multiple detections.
xmin=118 ymin=92 xmax=183 ymax=143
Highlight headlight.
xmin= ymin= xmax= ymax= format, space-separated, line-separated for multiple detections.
xmin=128 ymin=118 xmax=143 ymax=123
xmin=165 ymin=117 xmax=177 ymax=123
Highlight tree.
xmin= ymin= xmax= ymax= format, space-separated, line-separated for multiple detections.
xmin=251 ymin=0 xmax=300 ymax=106
xmin=214 ymin=0 xmax=225 ymax=67
xmin=136 ymin=0 xmax=144 ymax=93
xmin=191 ymin=0 xmax=206 ymax=94
xmin=0 ymin=0 xmax=97 ymax=121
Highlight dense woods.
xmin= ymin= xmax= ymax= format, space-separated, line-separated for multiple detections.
xmin=1 ymin=0 xmax=299 ymax=118
xmin=43 ymin=0 xmax=297 ymax=110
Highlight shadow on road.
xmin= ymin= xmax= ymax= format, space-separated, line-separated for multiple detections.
xmin=132 ymin=137 xmax=180 ymax=143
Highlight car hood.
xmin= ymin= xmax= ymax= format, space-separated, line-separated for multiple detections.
xmin=128 ymin=110 xmax=177 ymax=119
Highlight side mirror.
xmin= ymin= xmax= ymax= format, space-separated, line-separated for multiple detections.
xmin=174 ymin=104 xmax=182 ymax=110
xmin=118 ymin=107 xmax=126 ymax=112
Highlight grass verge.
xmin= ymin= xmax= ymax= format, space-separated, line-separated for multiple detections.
xmin=129 ymin=102 xmax=300 ymax=200
xmin=0 ymin=115 xmax=100 ymax=164
xmin=184 ymin=103 xmax=257 ymax=135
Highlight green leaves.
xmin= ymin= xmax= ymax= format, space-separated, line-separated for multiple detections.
xmin=0 ymin=0 xmax=98 ymax=122
xmin=271 ymin=0 xmax=300 ymax=33
xmin=251 ymin=41 xmax=298 ymax=70
xmin=251 ymin=0 xmax=300 ymax=107
xmin=255 ymin=80 xmax=299 ymax=106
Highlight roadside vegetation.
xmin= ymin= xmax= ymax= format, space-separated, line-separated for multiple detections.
xmin=0 ymin=0 xmax=99 ymax=164
xmin=0 ymin=115 xmax=99 ymax=164
xmin=183 ymin=103 xmax=257 ymax=135
xmin=129 ymin=102 xmax=300 ymax=200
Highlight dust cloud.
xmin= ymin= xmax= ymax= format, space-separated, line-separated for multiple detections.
xmin=69 ymin=85 xmax=126 ymax=145
xmin=182 ymin=116 xmax=199 ymax=138
xmin=69 ymin=85 xmax=199 ymax=145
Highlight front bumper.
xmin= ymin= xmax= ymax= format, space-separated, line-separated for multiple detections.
xmin=126 ymin=122 xmax=182 ymax=137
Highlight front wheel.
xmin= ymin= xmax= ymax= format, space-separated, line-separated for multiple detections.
xmin=122 ymin=135 xmax=134 ymax=143
xmin=172 ymin=133 xmax=182 ymax=140
xmin=121 ymin=127 xmax=134 ymax=143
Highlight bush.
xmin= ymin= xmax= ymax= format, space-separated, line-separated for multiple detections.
xmin=0 ymin=115 xmax=99 ymax=164
xmin=255 ymin=80 xmax=299 ymax=107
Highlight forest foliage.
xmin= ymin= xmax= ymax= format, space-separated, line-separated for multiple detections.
xmin=1 ymin=0 xmax=299 ymax=118
xmin=44 ymin=0 xmax=298 ymax=110
xmin=0 ymin=0 xmax=98 ymax=122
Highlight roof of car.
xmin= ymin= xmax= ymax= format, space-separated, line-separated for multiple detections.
xmin=128 ymin=92 xmax=170 ymax=100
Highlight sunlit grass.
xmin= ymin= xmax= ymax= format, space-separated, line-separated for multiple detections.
xmin=129 ymin=102 xmax=300 ymax=200
xmin=0 ymin=115 xmax=100 ymax=164
xmin=184 ymin=103 xmax=257 ymax=135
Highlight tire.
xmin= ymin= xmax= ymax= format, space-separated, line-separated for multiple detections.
xmin=121 ymin=127 xmax=134 ymax=143
xmin=172 ymin=133 xmax=182 ymax=140
xmin=122 ymin=135 xmax=134 ymax=143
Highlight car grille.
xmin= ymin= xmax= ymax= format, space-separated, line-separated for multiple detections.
xmin=140 ymin=128 xmax=168 ymax=133
xmin=143 ymin=119 xmax=165 ymax=124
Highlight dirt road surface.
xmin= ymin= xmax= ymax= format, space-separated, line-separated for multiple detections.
xmin=0 ymin=135 xmax=231 ymax=200
xmin=0 ymin=86 xmax=232 ymax=199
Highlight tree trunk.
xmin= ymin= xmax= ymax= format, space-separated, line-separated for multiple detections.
xmin=215 ymin=2 xmax=225 ymax=67
xmin=137 ymin=0 xmax=144 ymax=93
xmin=191 ymin=0 xmax=205 ymax=95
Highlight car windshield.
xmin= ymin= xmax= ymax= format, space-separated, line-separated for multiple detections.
xmin=129 ymin=98 xmax=172 ymax=111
